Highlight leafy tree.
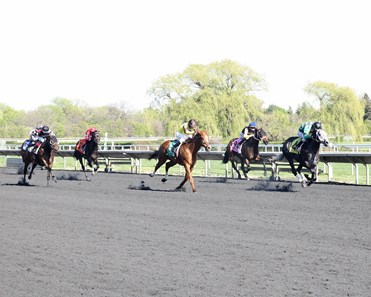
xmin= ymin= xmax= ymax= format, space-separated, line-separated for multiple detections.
xmin=261 ymin=105 xmax=295 ymax=142
xmin=148 ymin=59 xmax=266 ymax=138
xmin=304 ymin=81 xmax=365 ymax=141
xmin=362 ymin=93 xmax=371 ymax=121
xmin=0 ymin=103 xmax=27 ymax=137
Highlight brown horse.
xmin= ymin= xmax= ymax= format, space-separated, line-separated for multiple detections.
xmin=222 ymin=128 xmax=269 ymax=179
xmin=20 ymin=134 xmax=59 ymax=185
xmin=149 ymin=130 xmax=211 ymax=192
xmin=74 ymin=130 xmax=101 ymax=181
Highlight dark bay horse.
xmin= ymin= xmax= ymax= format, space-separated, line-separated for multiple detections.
xmin=21 ymin=134 xmax=59 ymax=185
xmin=272 ymin=129 xmax=331 ymax=187
xmin=149 ymin=130 xmax=211 ymax=192
xmin=74 ymin=130 xmax=101 ymax=181
xmin=222 ymin=128 xmax=269 ymax=179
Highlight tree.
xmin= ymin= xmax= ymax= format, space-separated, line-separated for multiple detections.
xmin=0 ymin=103 xmax=27 ymax=137
xmin=148 ymin=59 xmax=266 ymax=138
xmin=362 ymin=93 xmax=371 ymax=121
xmin=261 ymin=104 xmax=296 ymax=142
xmin=304 ymin=81 xmax=365 ymax=141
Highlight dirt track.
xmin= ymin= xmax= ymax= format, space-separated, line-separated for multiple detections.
xmin=0 ymin=170 xmax=370 ymax=297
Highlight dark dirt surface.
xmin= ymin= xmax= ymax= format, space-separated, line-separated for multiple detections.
xmin=0 ymin=170 xmax=370 ymax=297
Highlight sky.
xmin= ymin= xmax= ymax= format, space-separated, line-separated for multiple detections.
xmin=0 ymin=0 xmax=370 ymax=112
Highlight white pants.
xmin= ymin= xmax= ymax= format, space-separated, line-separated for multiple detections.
xmin=297 ymin=131 xmax=306 ymax=142
xmin=176 ymin=132 xmax=190 ymax=143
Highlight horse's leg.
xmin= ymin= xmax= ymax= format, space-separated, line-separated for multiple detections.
xmin=296 ymin=163 xmax=307 ymax=187
xmin=228 ymin=154 xmax=241 ymax=179
xmin=150 ymin=156 xmax=167 ymax=177
xmin=262 ymin=158 xmax=268 ymax=177
xmin=79 ymin=158 xmax=89 ymax=181
xmin=240 ymin=158 xmax=250 ymax=179
xmin=28 ymin=163 xmax=38 ymax=180
xmin=306 ymin=166 xmax=317 ymax=186
xmin=162 ymin=160 xmax=177 ymax=182
xmin=244 ymin=159 xmax=251 ymax=179
xmin=23 ymin=161 xmax=29 ymax=184
xmin=47 ymin=168 xmax=51 ymax=186
xmin=94 ymin=160 xmax=99 ymax=173
xmin=288 ymin=158 xmax=301 ymax=182
xmin=176 ymin=163 xmax=195 ymax=192
xmin=230 ymin=159 xmax=242 ymax=179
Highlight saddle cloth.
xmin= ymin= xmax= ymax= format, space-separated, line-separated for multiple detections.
xmin=167 ymin=140 xmax=180 ymax=158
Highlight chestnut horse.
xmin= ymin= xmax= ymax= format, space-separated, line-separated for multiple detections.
xmin=222 ymin=128 xmax=269 ymax=179
xmin=149 ymin=130 xmax=211 ymax=192
xmin=74 ymin=130 xmax=101 ymax=181
xmin=20 ymin=134 xmax=59 ymax=185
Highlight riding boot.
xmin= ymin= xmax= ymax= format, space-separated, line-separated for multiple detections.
xmin=173 ymin=139 xmax=181 ymax=148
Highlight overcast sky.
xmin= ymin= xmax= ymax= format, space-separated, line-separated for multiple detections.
xmin=0 ymin=0 xmax=369 ymax=112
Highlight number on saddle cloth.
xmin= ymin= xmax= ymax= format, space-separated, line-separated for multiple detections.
xmin=289 ymin=138 xmax=301 ymax=154
xmin=77 ymin=139 xmax=87 ymax=154
xmin=22 ymin=139 xmax=32 ymax=151
xmin=167 ymin=140 xmax=180 ymax=158
xmin=231 ymin=139 xmax=240 ymax=153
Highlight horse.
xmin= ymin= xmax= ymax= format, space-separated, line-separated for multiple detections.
xmin=222 ymin=128 xmax=270 ymax=179
xmin=271 ymin=129 xmax=331 ymax=187
xmin=74 ymin=130 xmax=101 ymax=181
xmin=149 ymin=130 xmax=211 ymax=192
xmin=20 ymin=134 xmax=59 ymax=185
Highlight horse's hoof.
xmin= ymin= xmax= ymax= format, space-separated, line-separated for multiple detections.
xmin=149 ymin=173 xmax=154 ymax=177
xmin=161 ymin=178 xmax=167 ymax=183
xmin=301 ymin=181 xmax=307 ymax=188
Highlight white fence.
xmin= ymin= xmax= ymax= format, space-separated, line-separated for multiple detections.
xmin=1 ymin=145 xmax=370 ymax=185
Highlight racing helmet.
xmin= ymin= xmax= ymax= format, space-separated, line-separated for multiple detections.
xmin=188 ymin=119 xmax=197 ymax=129
xmin=42 ymin=125 xmax=51 ymax=134
xmin=312 ymin=121 xmax=322 ymax=130
xmin=249 ymin=122 xmax=257 ymax=128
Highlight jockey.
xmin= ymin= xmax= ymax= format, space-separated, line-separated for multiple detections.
xmin=294 ymin=121 xmax=322 ymax=152
xmin=85 ymin=127 xmax=98 ymax=141
xmin=29 ymin=125 xmax=53 ymax=154
xmin=235 ymin=122 xmax=257 ymax=153
xmin=76 ymin=127 xmax=97 ymax=154
xmin=175 ymin=119 xmax=198 ymax=145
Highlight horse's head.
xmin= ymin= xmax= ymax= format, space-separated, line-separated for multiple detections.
xmin=196 ymin=130 xmax=211 ymax=151
xmin=255 ymin=128 xmax=269 ymax=145
xmin=314 ymin=129 xmax=330 ymax=147
xmin=48 ymin=134 xmax=59 ymax=152
xmin=92 ymin=131 xmax=101 ymax=144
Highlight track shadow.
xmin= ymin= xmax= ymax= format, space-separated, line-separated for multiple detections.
xmin=2 ymin=181 xmax=36 ymax=187
xmin=56 ymin=173 xmax=81 ymax=181
xmin=250 ymin=181 xmax=295 ymax=192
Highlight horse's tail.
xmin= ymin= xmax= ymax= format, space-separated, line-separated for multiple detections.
xmin=222 ymin=144 xmax=231 ymax=164
xmin=149 ymin=150 xmax=159 ymax=160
